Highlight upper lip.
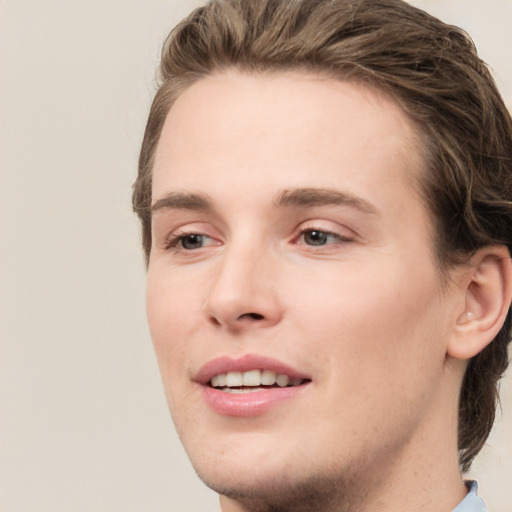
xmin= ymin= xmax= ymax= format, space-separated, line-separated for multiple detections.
xmin=194 ymin=354 xmax=311 ymax=385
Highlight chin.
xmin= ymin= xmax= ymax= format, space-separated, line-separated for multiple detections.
xmin=176 ymin=417 xmax=353 ymax=492
xmin=197 ymin=462 xmax=353 ymax=512
xmin=199 ymin=467 xmax=291 ymax=498
xmin=190 ymin=441 xmax=292 ymax=489
xmin=185 ymin=437 xmax=306 ymax=493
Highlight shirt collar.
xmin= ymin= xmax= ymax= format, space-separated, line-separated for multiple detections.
xmin=452 ymin=481 xmax=488 ymax=512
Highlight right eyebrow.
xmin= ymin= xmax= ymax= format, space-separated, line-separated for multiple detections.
xmin=151 ymin=192 xmax=213 ymax=214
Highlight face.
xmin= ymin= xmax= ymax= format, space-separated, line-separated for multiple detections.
xmin=146 ymin=70 xmax=460 ymax=507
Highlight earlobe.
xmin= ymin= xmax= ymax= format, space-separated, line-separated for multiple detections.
xmin=448 ymin=246 xmax=512 ymax=360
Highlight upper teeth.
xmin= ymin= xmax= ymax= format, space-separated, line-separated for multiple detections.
xmin=210 ymin=370 xmax=303 ymax=388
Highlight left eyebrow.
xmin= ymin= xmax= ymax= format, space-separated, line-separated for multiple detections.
xmin=274 ymin=187 xmax=378 ymax=216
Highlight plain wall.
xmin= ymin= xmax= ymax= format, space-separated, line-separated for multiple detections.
xmin=0 ymin=1 xmax=510 ymax=511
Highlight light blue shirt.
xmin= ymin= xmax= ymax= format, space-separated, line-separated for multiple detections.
xmin=452 ymin=481 xmax=487 ymax=512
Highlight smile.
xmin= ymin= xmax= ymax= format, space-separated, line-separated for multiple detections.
xmin=210 ymin=369 xmax=306 ymax=391
xmin=197 ymin=355 xmax=311 ymax=416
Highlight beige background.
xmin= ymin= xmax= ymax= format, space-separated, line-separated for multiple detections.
xmin=0 ymin=1 xmax=510 ymax=511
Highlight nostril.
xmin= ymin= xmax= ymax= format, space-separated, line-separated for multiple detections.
xmin=238 ymin=312 xmax=264 ymax=321
xmin=209 ymin=316 xmax=222 ymax=326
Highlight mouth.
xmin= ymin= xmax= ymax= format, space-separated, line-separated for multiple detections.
xmin=196 ymin=355 xmax=311 ymax=416
xmin=210 ymin=369 xmax=308 ymax=393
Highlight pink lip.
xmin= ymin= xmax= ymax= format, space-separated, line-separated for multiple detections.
xmin=195 ymin=354 xmax=311 ymax=417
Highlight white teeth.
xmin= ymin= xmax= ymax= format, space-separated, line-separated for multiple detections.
xmin=261 ymin=370 xmax=277 ymax=385
xmin=210 ymin=369 xmax=304 ymax=389
xmin=210 ymin=374 xmax=227 ymax=387
xmin=242 ymin=369 xmax=261 ymax=386
xmin=225 ymin=371 xmax=243 ymax=387
xmin=276 ymin=374 xmax=290 ymax=387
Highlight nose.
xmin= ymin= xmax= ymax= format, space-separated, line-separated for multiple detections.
xmin=203 ymin=244 xmax=283 ymax=331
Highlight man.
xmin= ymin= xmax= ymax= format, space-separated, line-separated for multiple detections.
xmin=132 ymin=0 xmax=512 ymax=510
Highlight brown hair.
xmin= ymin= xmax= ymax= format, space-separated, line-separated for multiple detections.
xmin=133 ymin=0 xmax=512 ymax=472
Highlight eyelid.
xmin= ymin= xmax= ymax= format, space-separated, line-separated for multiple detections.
xmin=162 ymin=223 xmax=222 ymax=251
xmin=165 ymin=232 xmax=214 ymax=250
xmin=296 ymin=230 xmax=351 ymax=247
xmin=293 ymin=220 xmax=356 ymax=242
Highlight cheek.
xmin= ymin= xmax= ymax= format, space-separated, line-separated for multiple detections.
xmin=290 ymin=262 xmax=445 ymax=386
xmin=288 ymin=267 xmax=447 ymax=447
xmin=146 ymin=267 xmax=202 ymax=334
xmin=145 ymin=271 xmax=203 ymax=388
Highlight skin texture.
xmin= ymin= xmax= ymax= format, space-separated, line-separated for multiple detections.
xmin=146 ymin=70 xmax=497 ymax=512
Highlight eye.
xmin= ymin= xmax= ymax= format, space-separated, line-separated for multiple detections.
xmin=180 ymin=234 xmax=207 ymax=250
xmin=165 ymin=232 xmax=217 ymax=251
xmin=299 ymin=229 xmax=347 ymax=246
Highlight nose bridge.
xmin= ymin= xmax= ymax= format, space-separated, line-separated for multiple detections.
xmin=204 ymin=232 xmax=280 ymax=328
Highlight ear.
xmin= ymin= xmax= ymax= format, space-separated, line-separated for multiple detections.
xmin=448 ymin=246 xmax=512 ymax=360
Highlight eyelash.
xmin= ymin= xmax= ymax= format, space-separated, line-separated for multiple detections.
xmin=164 ymin=226 xmax=351 ymax=252
xmin=164 ymin=231 xmax=214 ymax=251
xmin=296 ymin=228 xmax=351 ymax=246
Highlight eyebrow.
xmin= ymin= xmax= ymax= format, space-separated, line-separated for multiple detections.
xmin=150 ymin=187 xmax=378 ymax=216
xmin=151 ymin=192 xmax=213 ymax=214
xmin=274 ymin=188 xmax=378 ymax=215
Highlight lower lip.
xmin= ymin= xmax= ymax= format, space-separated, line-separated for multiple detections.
xmin=201 ymin=385 xmax=308 ymax=417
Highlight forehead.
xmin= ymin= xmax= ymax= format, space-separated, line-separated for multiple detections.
xmin=152 ymin=69 xmax=425 ymax=216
